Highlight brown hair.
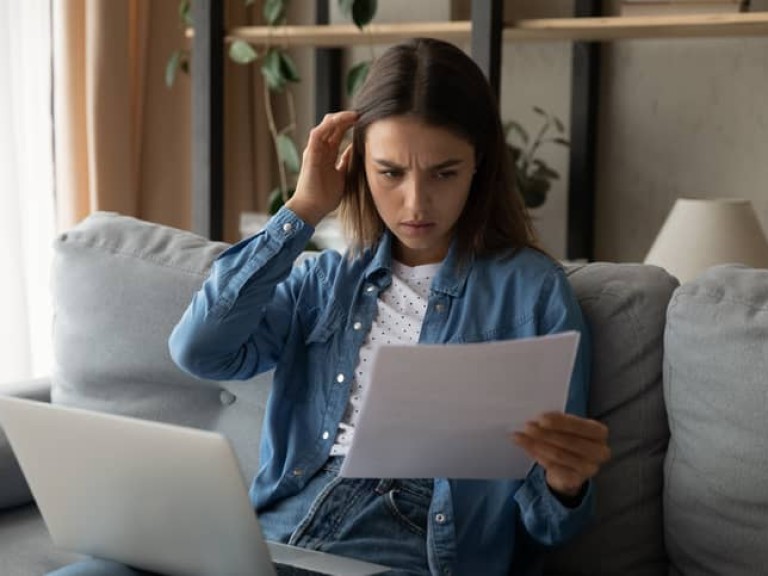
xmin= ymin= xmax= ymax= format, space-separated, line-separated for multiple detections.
xmin=339 ymin=37 xmax=539 ymax=260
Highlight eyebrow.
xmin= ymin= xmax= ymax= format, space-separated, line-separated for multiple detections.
xmin=371 ymin=158 xmax=466 ymax=171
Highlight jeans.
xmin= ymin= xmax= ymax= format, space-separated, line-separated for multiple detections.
xmin=260 ymin=456 xmax=432 ymax=575
xmin=47 ymin=458 xmax=432 ymax=576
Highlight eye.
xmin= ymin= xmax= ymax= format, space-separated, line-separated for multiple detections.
xmin=379 ymin=169 xmax=403 ymax=179
xmin=434 ymin=170 xmax=458 ymax=180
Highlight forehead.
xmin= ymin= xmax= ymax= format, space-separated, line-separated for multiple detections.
xmin=364 ymin=116 xmax=474 ymax=159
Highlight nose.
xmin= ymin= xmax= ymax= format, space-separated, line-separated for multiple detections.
xmin=403 ymin=175 xmax=430 ymax=212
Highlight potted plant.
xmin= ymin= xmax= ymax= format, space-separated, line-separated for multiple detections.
xmin=504 ymin=106 xmax=570 ymax=209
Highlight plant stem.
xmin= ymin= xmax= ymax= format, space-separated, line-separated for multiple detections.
xmin=263 ymin=77 xmax=289 ymax=202
xmin=285 ymin=88 xmax=297 ymax=135
xmin=525 ymin=119 xmax=551 ymax=169
xmin=365 ymin=27 xmax=375 ymax=62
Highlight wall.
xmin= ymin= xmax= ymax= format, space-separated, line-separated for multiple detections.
xmin=595 ymin=35 xmax=768 ymax=262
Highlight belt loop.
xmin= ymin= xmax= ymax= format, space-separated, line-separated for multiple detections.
xmin=374 ymin=478 xmax=394 ymax=495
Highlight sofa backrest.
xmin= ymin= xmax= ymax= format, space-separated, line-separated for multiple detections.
xmin=541 ymin=263 xmax=678 ymax=576
xmin=663 ymin=265 xmax=768 ymax=576
xmin=52 ymin=212 xmax=271 ymax=481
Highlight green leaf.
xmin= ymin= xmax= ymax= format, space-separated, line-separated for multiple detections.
xmin=552 ymin=137 xmax=570 ymax=147
xmin=264 ymin=0 xmax=286 ymax=26
xmin=339 ymin=0 xmax=377 ymax=29
xmin=553 ymin=116 xmax=566 ymax=134
xmin=261 ymin=50 xmax=285 ymax=91
xmin=268 ymin=187 xmax=286 ymax=214
xmin=534 ymin=164 xmax=560 ymax=180
xmin=229 ymin=40 xmax=258 ymax=65
xmin=503 ymin=120 xmax=529 ymax=145
xmin=178 ymin=0 xmax=193 ymax=26
xmin=261 ymin=50 xmax=299 ymax=92
xmin=277 ymin=134 xmax=301 ymax=173
xmin=279 ymin=51 xmax=301 ymax=83
xmin=353 ymin=0 xmax=377 ymax=29
xmin=506 ymin=143 xmax=522 ymax=163
xmin=165 ymin=50 xmax=182 ymax=88
xmin=520 ymin=177 xmax=550 ymax=209
xmin=346 ymin=61 xmax=370 ymax=97
xmin=532 ymin=105 xmax=548 ymax=118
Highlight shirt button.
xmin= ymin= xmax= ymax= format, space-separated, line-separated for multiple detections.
xmin=336 ymin=373 xmax=345 ymax=384
xmin=322 ymin=431 xmax=330 ymax=440
xmin=219 ymin=390 xmax=236 ymax=405
xmin=435 ymin=303 xmax=446 ymax=313
xmin=365 ymin=284 xmax=376 ymax=294
xmin=282 ymin=222 xmax=293 ymax=233
xmin=434 ymin=513 xmax=447 ymax=524
xmin=292 ymin=468 xmax=303 ymax=477
xmin=353 ymin=321 xmax=363 ymax=331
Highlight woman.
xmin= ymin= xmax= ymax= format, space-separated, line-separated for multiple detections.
xmin=51 ymin=37 xmax=609 ymax=576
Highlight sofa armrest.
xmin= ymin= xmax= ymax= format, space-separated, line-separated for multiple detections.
xmin=1 ymin=376 xmax=52 ymax=402
xmin=0 ymin=377 xmax=52 ymax=509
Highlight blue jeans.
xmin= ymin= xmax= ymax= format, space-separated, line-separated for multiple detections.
xmin=260 ymin=456 xmax=432 ymax=575
xmin=48 ymin=458 xmax=432 ymax=576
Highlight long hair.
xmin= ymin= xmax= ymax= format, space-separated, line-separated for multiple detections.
xmin=339 ymin=37 xmax=539 ymax=260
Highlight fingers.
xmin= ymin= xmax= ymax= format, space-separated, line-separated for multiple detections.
xmin=512 ymin=429 xmax=607 ymax=480
xmin=517 ymin=423 xmax=610 ymax=466
xmin=290 ymin=113 xmax=358 ymax=225
xmin=536 ymin=412 xmax=609 ymax=443
xmin=511 ymin=413 xmax=611 ymax=481
xmin=336 ymin=143 xmax=353 ymax=172
xmin=308 ymin=111 xmax=358 ymax=150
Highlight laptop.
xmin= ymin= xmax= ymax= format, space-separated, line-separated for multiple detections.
xmin=0 ymin=396 xmax=389 ymax=576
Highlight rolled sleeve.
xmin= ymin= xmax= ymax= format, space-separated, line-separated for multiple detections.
xmin=168 ymin=207 xmax=315 ymax=381
xmin=514 ymin=464 xmax=595 ymax=546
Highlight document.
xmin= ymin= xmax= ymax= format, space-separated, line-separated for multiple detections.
xmin=339 ymin=331 xmax=580 ymax=480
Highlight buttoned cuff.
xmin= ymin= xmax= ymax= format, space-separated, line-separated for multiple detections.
xmin=513 ymin=464 xmax=595 ymax=547
xmin=263 ymin=206 xmax=315 ymax=249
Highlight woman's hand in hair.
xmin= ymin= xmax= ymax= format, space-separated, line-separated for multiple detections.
xmin=511 ymin=412 xmax=610 ymax=504
xmin=286 ymin=110 xmax=358 ymax=227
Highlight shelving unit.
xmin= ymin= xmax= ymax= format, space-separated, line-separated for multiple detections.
xmin=192 ymin=12 xmax=768 ymax=45
xmin=190 ymin=0 xmax=768 ymax=258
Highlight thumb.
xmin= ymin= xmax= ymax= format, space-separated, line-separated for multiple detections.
xmin=336 ymin=143 xmax=353 ymax=173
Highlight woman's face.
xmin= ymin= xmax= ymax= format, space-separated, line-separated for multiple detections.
xmin=364 ymin=116 xmax=476 ymax=266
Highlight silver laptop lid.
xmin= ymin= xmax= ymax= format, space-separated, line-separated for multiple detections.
xmin=0 ymin=396 xmax=275 ymax=576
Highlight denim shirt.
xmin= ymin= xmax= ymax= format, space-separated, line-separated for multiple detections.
xmin=169 ymin=207 xmax=594 ymax=576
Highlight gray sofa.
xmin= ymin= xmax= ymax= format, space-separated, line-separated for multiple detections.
xmin=1 ymin=212 xmax=767 ymax=575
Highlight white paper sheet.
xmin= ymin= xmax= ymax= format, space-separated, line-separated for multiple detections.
xmin=339 ymin=331 xmax=580 ymax=479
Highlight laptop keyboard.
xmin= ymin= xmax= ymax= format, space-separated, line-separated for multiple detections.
xmin=274 ymin=563 xmax=334 ymax=575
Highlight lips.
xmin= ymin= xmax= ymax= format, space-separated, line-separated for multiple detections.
xmin=401 ymin=221 xmax=435 ymax=235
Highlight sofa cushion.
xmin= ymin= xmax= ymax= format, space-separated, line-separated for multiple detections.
xmin=0 ymin=377 xmax=51 ymax=510
xmin=664 ymin=264 xmax=768 ymax=576
xmin=0 ymin=504 xmax=82 ymax=575
xmin=51 ymin=212 xmax=272 ymax=480
xmin=543 ymin=263 xmax=678 ymax=576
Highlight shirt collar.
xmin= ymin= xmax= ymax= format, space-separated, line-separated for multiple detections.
xmin=363 ymin=232 xmax=472 ymax=297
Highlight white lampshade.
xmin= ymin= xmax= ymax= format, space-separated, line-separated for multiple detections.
xmin=644 ymin=198 xmax=768 ymax=283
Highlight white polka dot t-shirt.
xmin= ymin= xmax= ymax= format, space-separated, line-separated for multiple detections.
xmin=330 ymin=260 xmax=440 ymax=455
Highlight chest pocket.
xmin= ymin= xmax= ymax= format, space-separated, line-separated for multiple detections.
xmin=305 ymin=301 xmax=346 ymax=345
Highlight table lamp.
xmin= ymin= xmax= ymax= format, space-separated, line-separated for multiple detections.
xmin=644 ymin=198 xmax=768 ymax=283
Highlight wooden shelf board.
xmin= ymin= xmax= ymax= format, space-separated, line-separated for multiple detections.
xmin=224 ymin=22 xmax=471 ymax=47
xmin=508 ymin=13 xmax=768 ymax=41
xmin=188 ymin=13 xmax=768 ymax=46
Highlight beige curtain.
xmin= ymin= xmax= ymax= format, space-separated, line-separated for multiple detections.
xmin=53 ymin=0 xmax=272 ymax=242
xmin=225 ymin=2 xmax=274 ymax=242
